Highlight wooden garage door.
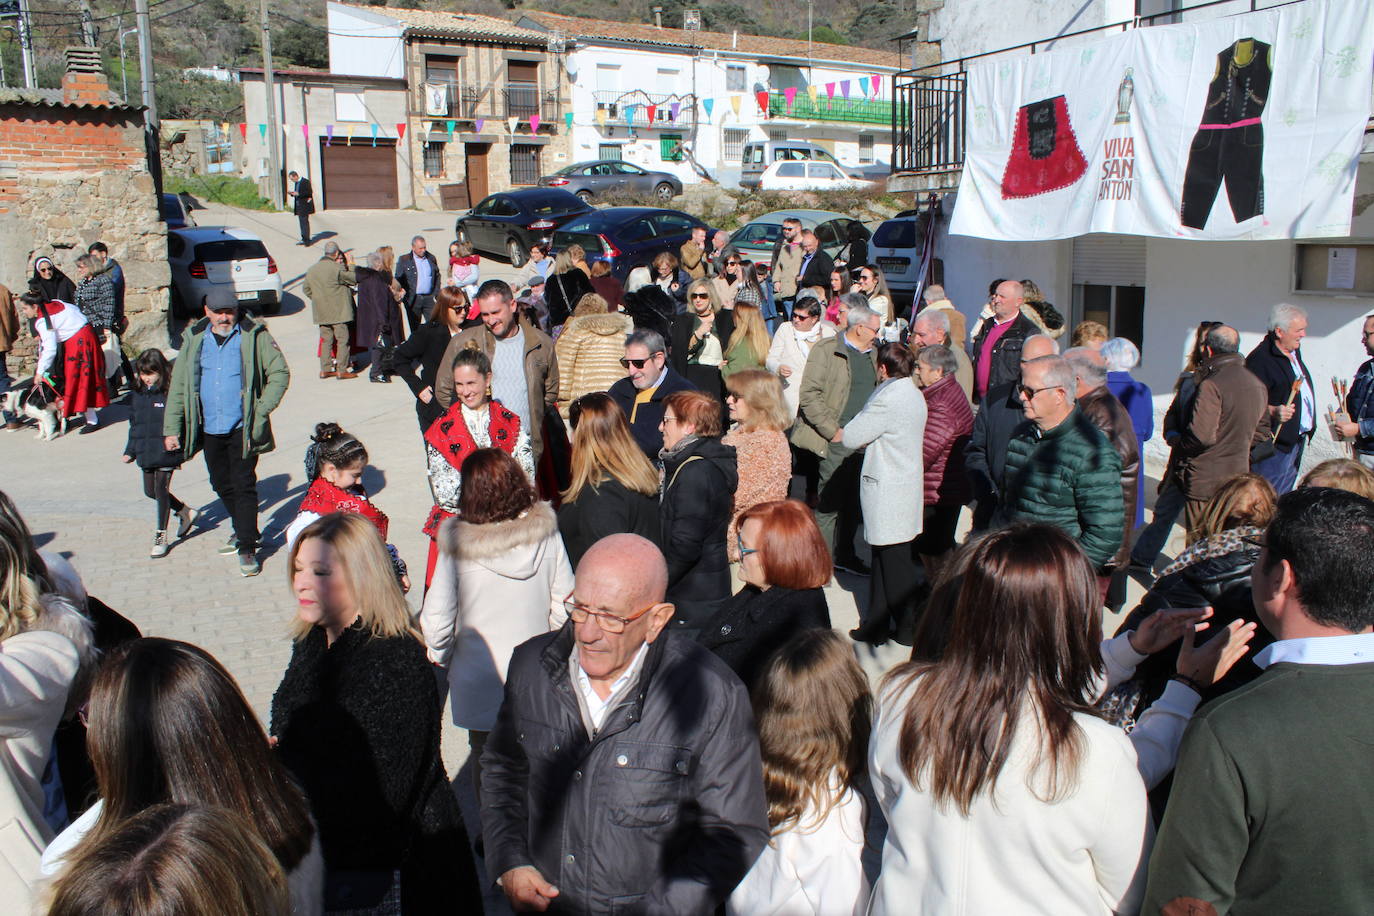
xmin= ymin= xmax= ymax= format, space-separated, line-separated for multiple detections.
xmin=321 ymin=139 xmax=399 ymax=209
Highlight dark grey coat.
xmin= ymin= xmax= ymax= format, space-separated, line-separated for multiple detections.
xmin=481 ymin=626 xmax=769 ymax=915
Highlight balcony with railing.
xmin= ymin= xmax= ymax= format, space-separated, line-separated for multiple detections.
xmin=413 ymin=84 xmax=561 ymax=132
xmin=766 ymin=90 xmax=892 ymax=125
xmin=592 ymin=90 xmax=697 ymax=127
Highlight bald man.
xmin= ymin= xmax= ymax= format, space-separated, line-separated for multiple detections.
xmin=970 ymin=279 xmax=1039 ymax=402
xmin=481 ymin=534 xmax=768 ymax=914
xmin=966 ymin=334 xmax=1058 ymax=530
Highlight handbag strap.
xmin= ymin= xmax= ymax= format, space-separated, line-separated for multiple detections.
xmin=667 ymin=455 xmax=703 ymax=490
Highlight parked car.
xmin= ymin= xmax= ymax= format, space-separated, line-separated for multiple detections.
xmin=539 ymin=160 xmax=683 ymax=202
xmin=455 ymin=188 xmax=593 ymax=267
xmin=159 ymin=192 xmax=195 ymax=229
xmin=870 ymin=210 xmax=924 ymax=302
xmin=551 ymin=207 xmax=710 ymax=281
xmin=167 ymin=226 xmax=281 ymax=318
xmin=740 ymin=140 xmax=850 ymax=190
xmin=757 ymin=159 xmax=875 ymax=192
xmin=727 ymin=209 xmax=871 ymax=278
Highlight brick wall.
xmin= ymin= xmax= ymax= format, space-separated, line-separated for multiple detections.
xmin=0 ymin=107 xmax=147 ymax=201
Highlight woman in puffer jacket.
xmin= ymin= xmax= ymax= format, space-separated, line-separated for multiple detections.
xmin=553 ymin=293 xmax=633 ymax=418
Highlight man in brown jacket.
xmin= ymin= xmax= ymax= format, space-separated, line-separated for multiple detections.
xmin=1174 ymin=324 xmax=1269 ymax=534
xmin=0 ymin=282 xmax=18 ymax=429
xmin=1066 ymin=346 xmax=1139 ymax=608
xmin=435 ymin=279 xmax=558 ymax=462
xmin=679 ymin=226 xmax=708 ymax=280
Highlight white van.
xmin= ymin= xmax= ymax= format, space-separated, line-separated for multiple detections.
xmin=740 ymin=140 xmax=846 ymax=190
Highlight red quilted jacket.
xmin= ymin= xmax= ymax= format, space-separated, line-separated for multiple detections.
xmin=922 ymin=373 xmax=975 ymax=506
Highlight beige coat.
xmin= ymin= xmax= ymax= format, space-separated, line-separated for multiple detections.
xmin=554 ymin=312 xmax=633 ymax=416
xmin=680 ymin=241 xmax=707 ymax=279
xmin=302 ymin=257 xmax=357 ymax=326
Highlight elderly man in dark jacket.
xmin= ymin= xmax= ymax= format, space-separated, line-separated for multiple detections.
xmin=396 ymin=235 xmax=441 ymax=337
xmin=482 ymin=534 xmax=769 ymax=915
xmin=1066 ymin=346 xmax=1139 ymax=609
xmin=998 ymin=354 xmax=1123 ymax=572
xmin=971 ymin=279 xmax=1038 ymax=402
xmin=966 ymin=334 xmax=1058 ymax=530
xmin=1246 ymin=303 xmax=1314 ymax=494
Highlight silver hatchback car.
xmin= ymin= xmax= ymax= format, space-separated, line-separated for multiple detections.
xmin=167 ymin=227 xmax=283 ymax=318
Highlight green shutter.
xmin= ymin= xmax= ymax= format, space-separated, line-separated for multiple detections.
xmin=660 ymin=133 xmax=684 ymax=162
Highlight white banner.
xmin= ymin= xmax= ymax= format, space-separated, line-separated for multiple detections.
xmin=950 ymin=0 xmax=1374 ymax=241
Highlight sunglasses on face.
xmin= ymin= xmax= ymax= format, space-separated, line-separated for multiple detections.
xmin=793 ymin=312 xmax=817 ymax=321
xmin=1018 ymin=384 xmax=1061 ymax=399
xmin=690 ymin=292 xmax=711 ymax=300
xmin=620 ymin=357 xmax=652 ymax=369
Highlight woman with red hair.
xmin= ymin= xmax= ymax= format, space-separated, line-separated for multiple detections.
xmin=698 ymin=499 xmax=832 ymax=690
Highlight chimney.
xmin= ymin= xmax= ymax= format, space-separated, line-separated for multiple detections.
xmin=62 ymin=46 xmax=111 ymax=106
xmin=653 ymin=5 xmax=663 ymax=28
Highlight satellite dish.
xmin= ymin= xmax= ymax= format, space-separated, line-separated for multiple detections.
xmin=564 ymin=56 xmax=579 ymax=77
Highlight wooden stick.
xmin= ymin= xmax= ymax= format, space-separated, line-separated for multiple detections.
xmin=1272 ymin=378 xmax=1303 ymax=443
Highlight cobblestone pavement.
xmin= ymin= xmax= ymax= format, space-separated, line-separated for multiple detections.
xmin=4 ymin=200 xmax=1170 ymax=910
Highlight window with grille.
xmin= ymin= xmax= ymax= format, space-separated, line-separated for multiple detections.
xmin=510 ymin=144 xmax=541 ymax=185
xmin=659 ymin=133 xmax=684 ymax=162
xmin=598 ymin=144 xmax=623 ymax=161
xmin=726 ymin=65 xmax=746 ymax=92
xmin=858 ymin=134 xmax=874 ymax=164
xmin=424 ymin=142 xmax=445 ymax=178
xmin=722 ymin=128 xmax=748 ymax=163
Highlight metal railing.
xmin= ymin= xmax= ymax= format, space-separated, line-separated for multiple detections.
xmin=892 ymin=72 xmax=964 ymax=174
xmin=767 ymin=90 xmax=892 ymax=125
xmin=592 ymin=90 xmax=696 ymax=126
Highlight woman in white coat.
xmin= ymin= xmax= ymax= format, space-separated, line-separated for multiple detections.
xmin=764 ymin=292 xmax=835 ymax=420
xmin=420 ymin=447 xmax=573 ymax=799
xmin=840 ymin=342 xmax=926 ymax=645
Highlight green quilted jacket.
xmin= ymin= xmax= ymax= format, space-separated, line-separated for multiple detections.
xmin=1000 ymin=406 xmax=1124 ymax=569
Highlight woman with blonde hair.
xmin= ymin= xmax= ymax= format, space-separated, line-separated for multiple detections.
xmin=554 ymin=292 xmax=634 ymax=416
xmin=1070 ymin=319 xmax=1110 ymax=349
xmin=1299 ymin=457 xmax=1374 ymax=499
xmin=721 ymin=300 xmax=770 ymax=379
xmin=652 ymin=249 xmax=690 ymax=307
xmin=41 ymin=638 xmax=322 ymax=913
xmin=45 ymin=804 xmax=292 ymax=916
xmin=853 ymin=264 xmax=895 ymax=324
xmin=727 ymin=629 xmax=868 ymax=915
xmin=723 ymin=369 xmax=791 ymax=559
xmin=557 ymin=393 xmax=661 ymax=567
xmin=271 ymin=513 xmax=479 ymax=913
xmin=1019 ymin=278 xmax=1066 ymax=339
xmin=545 ymin=244 xmax=595 ymax=329
xmin=670 ymin=278 xmax=732 ymax=400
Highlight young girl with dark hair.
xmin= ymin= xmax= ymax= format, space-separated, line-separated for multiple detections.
xmin=122 ymin=349 xmax=194 ymax=558
xmin=285 ymin=422 xmax=409 ymax=592
xmin=727 ymin=628 xmax=870 ymax=915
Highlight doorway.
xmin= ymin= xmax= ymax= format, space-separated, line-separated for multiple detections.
xmin=465 ymin=143 xmax=490 ymax=203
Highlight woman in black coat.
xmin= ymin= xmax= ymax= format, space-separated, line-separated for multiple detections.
xmin=658 ymin=390 xmax=737 ymax=636
xmin=394 ymin=286 xmax=465 ymax=433
xmin=670 ymin=279 xmax=734 ymax=403
xmin=31 ymin=256 xmax=76 ymax=303
xmin=699 ymin=499 xmax=832 ymax=691
xmin=353 ymin=251 xmax=403 ymax=383
xmin=556 ymin=393 xmax=661 ymax=567
xmin=544 ymin=265 xmax=595 ymax=331
xmin=271 ymin=513 xmax=479 ymax=914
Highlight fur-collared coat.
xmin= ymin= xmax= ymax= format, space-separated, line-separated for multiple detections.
xmin=419 ymin=502 xmax=574 ymax=731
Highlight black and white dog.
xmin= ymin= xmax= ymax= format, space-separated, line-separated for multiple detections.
xmin=1 ymin=378 xmax=66 ymax=440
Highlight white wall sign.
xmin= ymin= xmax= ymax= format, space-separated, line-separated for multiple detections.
xmin=1327 ymin=247 xmax=1357 ymax=289
xmin=951 ymin=0 xmax=1374 ymax=241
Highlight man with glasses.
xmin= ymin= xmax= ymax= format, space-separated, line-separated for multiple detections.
xmin=609 ymin=328 xmax=696 ymax=457
xmin=998 ymin=354 xmax=1123 ymax=573
xmin=481 ymin=533 xmax=768 ymax=915
xmin=163 ymin=293 xmax=290 ymax=577
xmin=794 ymin=303 xmax=882 ymax=574
xmin=1336 ymin=313 xmax=1374 ymax=469
xmin=911 ymin=309 xmax=973 ymax=404
xmin=769 ymin=218 xmax=805 ymax=309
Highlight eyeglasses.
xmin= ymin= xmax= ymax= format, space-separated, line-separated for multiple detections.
xmin=1017 ymin=384 xmax=1063 ymax=399
xmin=38 ymin=267 xmax=52 ymax=273
xmin=726 ymin=260 xmax=741 ymax=266
xmin=736 ymin=533 xmax=758 ymax=558
xmin=563 ymin=593 xmax=655 ymax=633
xmin=620 ymin=357 xmax=652 ymax=369
xmin=690 ymin=292 xmax=711 ymax=300
xmin=793 ymin=312 xmax=817 ymax=322
xmin=662 ymin=414 xmax=679 ymax=425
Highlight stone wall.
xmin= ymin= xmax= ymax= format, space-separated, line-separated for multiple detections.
xmin=0 ymin=89 xmax=169 ymax=374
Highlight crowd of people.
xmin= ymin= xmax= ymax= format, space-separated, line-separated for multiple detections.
xmin=3 ymin=222 xmax=1374 ymax=916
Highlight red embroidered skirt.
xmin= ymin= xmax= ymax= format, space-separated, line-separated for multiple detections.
xmin=1001 ymin=95 xmax=1088 ymax=200
xmin=60 ymin=326 xmax=110 ymax=415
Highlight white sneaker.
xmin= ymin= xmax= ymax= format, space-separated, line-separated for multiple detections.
xmin=176 ymin=505 xmax=198 ymax=539
xmin=150 ymin=531 xmax=169 ymax=559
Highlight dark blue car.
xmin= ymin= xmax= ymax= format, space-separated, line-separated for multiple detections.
xmin=551 ymin=207 xmax=709 ymax=281
xmin=455 ymin=188 xmax=593 ymax=267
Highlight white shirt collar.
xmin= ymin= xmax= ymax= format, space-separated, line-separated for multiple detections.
xmin=572 ymin=642 xmax=650 ymax=730
xmin=1252 ymin=633 xmax=1374 ymax=670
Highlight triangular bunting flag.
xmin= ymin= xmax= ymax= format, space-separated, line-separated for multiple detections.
xmin=475 ymin=118 xmax=486 ymax=133
xmin=624 ymin=104 xmax=637 ymax=126
xmin=703 ymin=98 xmax=714 ymax=120
xmin=807 ymin=85 xmax=818 ymax=105
xmin=506 ymin=116 xmax=518 ymax=133
xmin=783 ymin=87 xmax=797 ymax=114
xmin=564 ymin=112 xmax=574 ymax=130
xmin=238 ymin=122 xmax=247 ymax=141
xmin=258 ymin=123 xmax=267 ymax=140
xmin=325 ymin=125 xmax=334 ymax=145
xmin=871 ymin=74 xmax=882 ymax=95
xmin=345 ymin=125 xmax=354 ymax=144
xmin=301 ymin=124 xmax=309 ymax=141
xmin=396 ymin=123 xmax=406 ymax=139
xmin=729 ymin=95 xmax=741 ymax=116
xmin=859 ymin=77 xmax=870 ymax=96
xmin=446 ymin=119 xmax=455 ymax=136
xmin=645 ymin=104 xmax=656 ymax=124
xmin=670 ymin=101 xmax=680 ymax=121
xmin=371 ymin=123 xmax=378 ymax=147
xmin=754 ymin=89 xmax=769 ymax=116
xmin=841 ymin=81 xmax=851 ymax=99
xmin=220 ymin=121 xmax=230 ymax=140
xmin=825 ymin=82 xmax=836 ymax=100
xmin=529 ymin=114 xmax=541 ymax=133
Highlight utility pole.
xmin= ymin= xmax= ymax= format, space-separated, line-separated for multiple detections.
xmin=133 ymin=0 xmax=161 ymax=192
xmin=16 ymin=0 xmax=35 ymax=88
xmin=79 ymin=0 xmax=96 ymax=46
xmin=259 ymin=0 xmax=282 ymax=208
